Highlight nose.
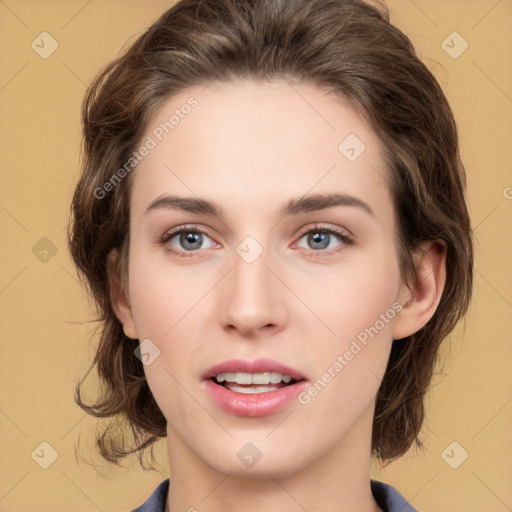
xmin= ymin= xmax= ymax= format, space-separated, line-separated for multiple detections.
xmin=218 ymin=245 xmax=288 ymax=338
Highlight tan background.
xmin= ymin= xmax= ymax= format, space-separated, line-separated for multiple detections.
xmin=0 ymin=0 xmax=511 ymax=510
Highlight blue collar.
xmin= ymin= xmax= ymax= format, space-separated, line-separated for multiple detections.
xmin=131 ymin=478 xmax=418 ymax=512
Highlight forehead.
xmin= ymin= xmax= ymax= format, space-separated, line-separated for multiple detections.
xmin=130 ymin=79 xmax=393 ymax=224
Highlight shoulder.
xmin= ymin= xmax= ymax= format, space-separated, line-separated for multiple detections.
xmin=130 ymin=478 xmax=170 ymax=512
xmin=371 ymin=479 xmax=419 ymax=512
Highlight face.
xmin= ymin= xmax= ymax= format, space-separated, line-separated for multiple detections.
xmin=119 ymin=80 xmax=411 ymax=478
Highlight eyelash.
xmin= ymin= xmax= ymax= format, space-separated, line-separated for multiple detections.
xmin=159 ymin=223 xmax=353 ymax=259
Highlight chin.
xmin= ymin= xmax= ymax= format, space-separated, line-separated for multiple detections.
xmin=209 ymin=455 xmax=308 ymax=480
xmin=194 ymin=437 xmax=314 ymax=480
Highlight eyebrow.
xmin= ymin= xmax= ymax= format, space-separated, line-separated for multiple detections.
xmin=143 ymin=192 xmax=374 ymax=218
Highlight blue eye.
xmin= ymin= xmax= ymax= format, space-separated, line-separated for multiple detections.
xmin=160 ymin=224 xmax=352 ymax=259
xmin=162 ymin=229 xmax=215 ymax=255
xmin=297 ymin=228 xmax=352 ymax=252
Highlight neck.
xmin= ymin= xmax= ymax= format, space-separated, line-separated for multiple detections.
xmin=164 ymin=405 xmax=383 ymax=512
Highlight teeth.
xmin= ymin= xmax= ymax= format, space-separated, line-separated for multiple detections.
xmin=253 ymin=372 xmax=270 ymax=384
xmin=215 ymin=371 xmax=293 ymax=385
xmin=224 ymin=384 xmax=283 ymax=394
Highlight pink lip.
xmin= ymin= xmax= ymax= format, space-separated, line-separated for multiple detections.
xmin=202 ymin=358 xmax=306 ymax=381
xmin=202 ymin=358 xmax=308 ymax=417
xmin=203 ymin=379 xmax=308 ymax=417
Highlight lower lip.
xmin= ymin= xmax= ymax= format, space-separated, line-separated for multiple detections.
xmin=203 ymin=379 xmax=308 ymax=417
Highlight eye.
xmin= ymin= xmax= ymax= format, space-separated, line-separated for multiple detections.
xmin=159 ymin=224 xmax=352 ymax=258
xmin=296 ymin=226 xmax=352 ymax=253
xmin=161 ymin=227 xmax=216 ymax=256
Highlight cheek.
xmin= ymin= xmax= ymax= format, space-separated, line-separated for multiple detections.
xmin=299 ymin=243 xmax=401 ymax=342
xmin=294 ymin=243 xmax=400 ymax=406
xmin=297 ymin=265 xmax=398 ymax=436
xmin=127 ymin=248 xmax=215 ymax=340
xmin=126 ymin=249 xmax=216 ymax=402
xmin=126 ymin=252 xmax=206 ymax=417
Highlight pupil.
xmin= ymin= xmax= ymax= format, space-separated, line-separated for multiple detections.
xmin=181 ymin=231 xmax=202 ymax=250
xmin=309 ymin=232 xmax=329 ymax=250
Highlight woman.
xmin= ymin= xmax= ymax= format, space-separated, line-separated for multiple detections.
xmin=68 ymin=0 xmax=473 ymax=510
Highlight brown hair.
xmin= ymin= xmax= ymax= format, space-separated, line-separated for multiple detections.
xmin=68 ymin=0 xmax=473 ymax=469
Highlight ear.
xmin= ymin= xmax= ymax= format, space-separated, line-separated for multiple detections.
xmin=392 ymin=240 xmax=447 ymax=341
xmin=107 ymin=249 xmax=138 ymax=340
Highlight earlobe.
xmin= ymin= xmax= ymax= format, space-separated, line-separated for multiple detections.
xmin=392 ymin=240 xmax=447 ymax=341
xmin=107 ymin=249 xmax=138 ymax=340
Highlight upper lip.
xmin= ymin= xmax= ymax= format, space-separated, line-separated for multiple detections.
xmin=203 ymin=358 xmax=307 ymax=381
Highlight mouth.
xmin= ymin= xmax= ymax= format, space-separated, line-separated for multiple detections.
xmin=202 ymin=359 xmax=308 ymax=416
xmin=211 ymin=371 xmax=302 ymax=394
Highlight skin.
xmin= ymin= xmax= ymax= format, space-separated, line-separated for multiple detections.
xmin=110 ymin=80 xmax=446 ymax=512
